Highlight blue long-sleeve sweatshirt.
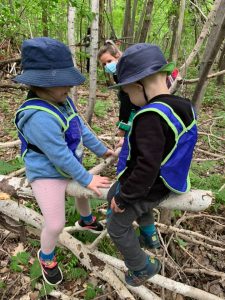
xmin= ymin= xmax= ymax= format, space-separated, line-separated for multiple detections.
xmin=16 ymin=99 xmax=107 ymax=186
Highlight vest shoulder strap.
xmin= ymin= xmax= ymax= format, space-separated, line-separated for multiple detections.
xmin=16 ymin=98 xmax=69 ymax=131
xmin=135 ymin=101 xmax=188 ymax=138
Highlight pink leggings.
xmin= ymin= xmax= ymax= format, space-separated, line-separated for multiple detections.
xmin=31 ymin=179 xmax=91 ymax=255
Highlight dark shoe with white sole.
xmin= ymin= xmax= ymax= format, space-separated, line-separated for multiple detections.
xmin=125 ymin=256 xmax=161 ymax=287
xmin=37 ymin=249 xmax=63 ymax=285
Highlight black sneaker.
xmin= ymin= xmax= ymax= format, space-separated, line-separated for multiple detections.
xmin=75 ymin=216 xmax=104 ymax=234
xmin=37 ymin=249 xmax=63 ymax=285
xmin=125 ymin=256 xmax=161 ymax=287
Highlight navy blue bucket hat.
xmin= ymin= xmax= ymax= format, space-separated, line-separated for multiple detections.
xmin=13 ymin=37 xmax=85 ymax=87
xmin=110 ymin=43 xmax=175 ymax=89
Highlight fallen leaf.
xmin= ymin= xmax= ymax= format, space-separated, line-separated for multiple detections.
xmin=12 ymin=242 xmax=24 ymax=256
xmin=0 ymin=192 xmax=10 ymax=200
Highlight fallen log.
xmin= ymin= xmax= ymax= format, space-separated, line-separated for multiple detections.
xmin=94 ymin=251 xmax=221 ymax=300
xmin=0 ymin=175 xmax=212 ymax=211
xmin=0 ymin=199 xmax=134 ymax=300
xmin=0 ymin=140 xmax=20 ymax=148
xmin=0 ymin=200 xmax=220 ymax=300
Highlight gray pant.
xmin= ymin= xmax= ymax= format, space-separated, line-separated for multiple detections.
xmin=107 ymin=182 xmax=165 ymax=271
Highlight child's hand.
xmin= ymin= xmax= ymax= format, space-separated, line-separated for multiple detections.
xmin=102 ymin=149 xmax=116 ymax=158
xmin=87 ymin=175 xmax=111 ymax=196
xmin=115 ymin=137 xmax=124 ymax=148
xmin=117 ymin=129 xmax=125 ymax=137
xmin=111 ymin=197 xmax=125 ymax=213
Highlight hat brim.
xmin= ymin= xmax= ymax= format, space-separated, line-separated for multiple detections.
xmin=13 ymin=67 xmax=85 ymax=87
xmin=109 ymin=62 xmax=175 ymax=90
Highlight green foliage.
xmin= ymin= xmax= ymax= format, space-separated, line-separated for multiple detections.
xmin=10 ymin=252 xmax=30 ymax=272
xmin=0 ymin=100 xmax=10 ymax=113
xmin=0 ymin=156 xmax=24 ymax=175
xmin=84 ymin=283 xmax=102 ymax=300
xmin=65 ymin=196 xmax=80 ymax=226
xmin=92 ymin=124 xmax=103 ymax=134
xmin=203 ymin=81 xmax=225 ymax=107
xmin=0 ymin=2 xmax=22 ymax=39
xmin=94 ymin=100 xmax=110 ymax=117
xmin=74 ymin=230 xmax=97 ymax=244
xmin=190 ymin=161 xmax=225 ymax=205
xmin=67 ymin=267 xmax=88 ymax=280
xmin=65 ymin=195 xmax=105 ymax=227
xmin=30 ymin=259 xmax=54 ymax=297
xmin=27 ymin=238 xmax=40 ymax=248
xmin=98 ymin=237 xmax=119 ymax=257
xmin=83 ymin=152 xmax=97 ymax=169
xmin=30 ymin=259 xmax=42 ymax=288
xmin=190 ymin=171 xmax=224 ymax=191
xmin=9 ymin=251 xmax=54 ymax=296
xmin=79 ymin=97 xmax=88 ymax=105
xmin=56 ymin=248 xmax=88 ymax=281
xmin=176 ymin=238 xmax=187 ymax=248
xmin=0 ymin=280 xmax=6 ymax=290
xmin=39 ymin=282 xmax=54 ymax=298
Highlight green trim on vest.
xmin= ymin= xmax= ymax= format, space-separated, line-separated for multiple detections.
xmin=160 ymin=172 xmax=191 ymax=194
xmin=153 ymin=101 xmax=186 ymax=130
xmin=17 ymin=105 xmax=69 ymax=131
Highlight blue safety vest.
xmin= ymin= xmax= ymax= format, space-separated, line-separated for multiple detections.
xmin=117 ymin=101 xmax=197 ymax=194
xmin=15 ymin=97 xmax=83 ymax=178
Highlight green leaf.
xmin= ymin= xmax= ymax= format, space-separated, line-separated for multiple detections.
xmin=84 ymin=284 xmax=97 ymax=300
xmin=67 ymin=267 xmax=87 ymax=280
xmin=30 ymin=259 xmax=42 ymax=288
xmin=16 ymin=252 xmax=30 ymax=265
xmin=10 ymin=252 xmax=30 ymax=272
xmin=39 ymin=282 xmax=54 ymax=297
xmin=176 ymin=238 xmax=187 ymax=248
xmin=0 ymin=280 xmax=6 ymax=289
xmin=10 ymin=260 xmax=22 ymax=272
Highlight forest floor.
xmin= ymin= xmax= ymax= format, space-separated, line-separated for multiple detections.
xmin=0 ymin=76 xmax=225 ymax=299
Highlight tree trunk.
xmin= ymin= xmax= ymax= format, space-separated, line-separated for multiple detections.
xmin=129 ymin=0 xmax=138 ymax=43
xmin=67 ymin=5 xmax=78 ymax=103
xmin=192 ymin=0 xmax=225 ymax=111
xmin=139 ymin=0 xmax=154 ymax=43
xmin=170 ymin=0 xmax=223 ymax=93
xmin=99 ymin=0 xmax=105 ymax=45
xmin=169 ymin=13 xmax=179 ymax=61
xmin=122 ymin=0 xmax=132 ymax=49
xmin=85 ymin=0 xmax=99 ymax=124
xmin=172 ymin=0 xmax=186 ymax=63
xmin=134 ymin=0 xmax=147 ymax=43
xmin=0 ymin=175 xmax=212 ymax=212
xmin=41 ymin=1 xmax=48 ymax=37
xmin=217 ymin=41 xmax=225 ymax=85
xmin=179 ymin=0 xmax=222 ymax=76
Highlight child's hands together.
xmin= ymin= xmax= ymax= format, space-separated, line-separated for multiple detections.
xmin=87 ymin=175 xmax=111 ymax=196
xmin=115 ymin=137 xmax=124 ymax=149
xmin=102 ymin=149 xmax=116 ymax=158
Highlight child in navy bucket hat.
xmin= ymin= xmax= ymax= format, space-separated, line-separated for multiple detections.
xmin=107 ymin=43 xmax=198 ymax=286
xmin=14 ymin=37 xmax=115 ymax=285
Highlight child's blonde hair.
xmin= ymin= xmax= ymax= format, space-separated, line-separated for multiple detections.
xmin=97 ymin=40 xmax=121 ymax=60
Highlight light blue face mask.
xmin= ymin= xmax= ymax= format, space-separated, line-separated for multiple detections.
xmin=104 ymin=61 xmax=117 ymax=74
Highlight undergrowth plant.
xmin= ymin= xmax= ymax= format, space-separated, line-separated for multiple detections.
xmin=9 ymin=251 xmax=54 ymax=298
xmin=94 ymin=100 xmax=111 ymax=118
xmin=84 ymin=283 xmax=102 ymax=300
xmin=0 ymin=156 xmax=24 ymax=175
